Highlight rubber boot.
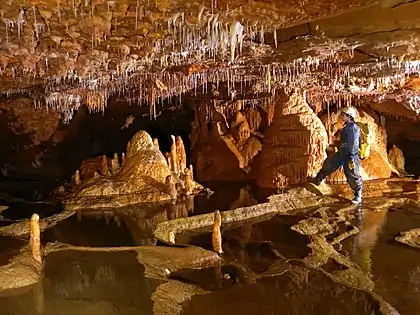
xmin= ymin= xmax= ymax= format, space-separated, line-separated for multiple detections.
xmin=307 ymin=175 xmax=322 ymax=186
xmin=352 ymin=187 xmax=362 ymax=204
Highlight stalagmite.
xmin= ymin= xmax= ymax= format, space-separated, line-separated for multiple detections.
xmin=166 ymin=175 xmax=178 ymax=199
xmin=94 ymin=171 xmax=100 ymax=179
xmin=189 ymin=164 xmax=194 ymax=178
xmin=111 ymin=153 xmax=120 ymax=173
xmin=388 ymin=144 xmax=405 ymax=175
xmin=184 ymin=167 xmax=193 ymax=195
xmin=30 ymin=214 xmax=42 ymax=263
xmin=170 ymin=135 xmax=178 ymax=174
xmin=101 ymin=155 xmax=109 ymax=175
xmin=121 ymin=152 xmax=126 ymax=165
xmin=75 ymin=170 xmax=81 ymax=185
xmin=176 ymin=136 xmax=187 ymax=175
xmin=153 ymin=138 xmax=160 ymax=150
xmin=168 ymin=231 xmax=176 ymax=244
xmin=165 ymin=152 xmax=172 ymax=167
xmin=212 ymin=210 xmax=223 ymax=254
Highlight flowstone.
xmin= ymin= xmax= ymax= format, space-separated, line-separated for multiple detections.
xmin=252 ymin=91 xmax=328 ymax=188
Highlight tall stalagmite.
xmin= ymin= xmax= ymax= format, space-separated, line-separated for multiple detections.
xmin=253 ymin=91 xmax=328 ymax=188
xmin=176 ymin=136 xmax=187 ymax=175
xmin=170 ymin=135 xmax=178 ymax=175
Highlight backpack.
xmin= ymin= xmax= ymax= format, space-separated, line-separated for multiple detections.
xmin=357 ymin=122 xmax=370 ymax=160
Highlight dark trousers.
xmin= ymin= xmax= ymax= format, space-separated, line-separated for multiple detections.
xmin=315 ymin=152 xmax=363 ymax=193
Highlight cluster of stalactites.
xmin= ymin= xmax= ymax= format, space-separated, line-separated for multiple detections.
xmin=5 ymin=42 xmax=418 ymax=125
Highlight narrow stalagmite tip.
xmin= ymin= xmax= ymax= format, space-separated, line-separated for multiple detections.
xmin=30 ymin=213 xmax=42 ymax=263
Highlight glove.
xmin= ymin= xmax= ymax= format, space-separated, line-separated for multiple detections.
xmin=348 ymin=159 xmax=355 ymax=170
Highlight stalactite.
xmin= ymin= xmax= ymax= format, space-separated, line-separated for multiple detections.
xmin=114 ymin=215 xmax=121 ymax=227
xmin=175 ymin=136 xmax=187 ymax=175
xmin=212 ymin=210 xmax=223 ymax=254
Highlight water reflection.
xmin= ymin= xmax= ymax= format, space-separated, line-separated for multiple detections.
xmin=350 ymin=207 xmax=388 ymax=276
xmin=343 ymin=206 xmax=420 ymax=314
xmin=0 ymin=250 xmax=163 ymax=315
xmin=44 ymin=184 xmax=259 ymax=248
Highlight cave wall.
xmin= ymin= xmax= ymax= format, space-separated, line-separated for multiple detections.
xmin=0 ymin=96 xmax=193 ymax=193
xmin=2 ymin=89 xmax=419 ymax=199
xmin=386 ymin=118 xmax=420 ymax=175
xmin=190 ymin=99 xmax=264 ymax=182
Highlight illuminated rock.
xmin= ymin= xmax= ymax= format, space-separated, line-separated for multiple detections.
xmin=253 ymin=91 xmax=328 ymax=188
xmin=65 ymin=130 xmax=205 ymax=210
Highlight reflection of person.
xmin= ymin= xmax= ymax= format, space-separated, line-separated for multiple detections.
xmin=352 ymin=208 xmax=388 ymax=276
xmin=308 ymin=107 xmax=363 ymax=204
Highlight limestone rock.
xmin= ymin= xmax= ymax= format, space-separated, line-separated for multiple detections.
xmin=253 ymin=91 xmax=328 ymax=188
xmin=136 ymin=245 xmax=220 ymax=280
xmin=395 ymin=228 xmax=420 ymax=248
xmin=0 ymin=246 xmax=42 ymax=292
xmin=192 ymin=103 xmax=262 ymax=182
xmin=65 ymin=130 xmax=205 ymax=210
xmin=291 ymin=217 xmax=334 ymax=236
xmin=388 ymin=144 xmax=405 ymax=174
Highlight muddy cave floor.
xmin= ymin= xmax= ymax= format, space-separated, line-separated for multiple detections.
xmin=0 ymin=183 xmax=420 ymax=314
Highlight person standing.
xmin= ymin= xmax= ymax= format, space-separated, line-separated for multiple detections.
xmin=308 ymin=107 xmax=363 ymax=204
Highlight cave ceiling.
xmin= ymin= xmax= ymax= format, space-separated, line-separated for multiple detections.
xmin=0 ymin=0 xmax=420 ymax=121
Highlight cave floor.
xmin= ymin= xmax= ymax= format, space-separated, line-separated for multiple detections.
xmin=0 ymin=184 xmax=419 ymax=314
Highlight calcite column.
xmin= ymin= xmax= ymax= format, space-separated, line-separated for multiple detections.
xmin=253 ymin=91 xmax=328 ymax=188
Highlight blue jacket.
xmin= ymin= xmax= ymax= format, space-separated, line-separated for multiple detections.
xmin=339 ymin=120 xmax=360 ymax=159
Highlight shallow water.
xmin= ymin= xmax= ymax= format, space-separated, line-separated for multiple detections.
xmin=181 ymin=265 xmax=381 ymax=315
xmin=177 ymin=215 xmax=310 ymax=271
xmin=343 ymin=207 xmax=420 ymax=315
xmin=0 ymin=236 xmax=26 ymax=266
xmin=0 ymin=250 xmax=163 ymax=315
xmin=1 ymin=184 xmax=420 ymax=314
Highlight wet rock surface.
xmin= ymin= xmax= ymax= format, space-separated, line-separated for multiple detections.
xmin=395 ymin=228 xmax=420 ymax=248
